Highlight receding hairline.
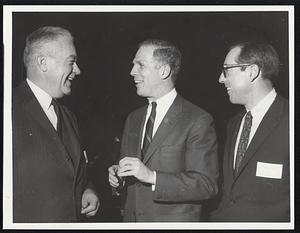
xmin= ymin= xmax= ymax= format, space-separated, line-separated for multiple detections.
xmin=24 ymin=27 xmax=74 ymax=67
xmin=24 ymin=34 xmax=76 ymax=68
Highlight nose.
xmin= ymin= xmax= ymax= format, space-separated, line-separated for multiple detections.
xmin=73 ymin=62 xmax=81 ymax=75
xmin=219 ymin=72 xmax=226 ymax=83
xmin=130 ymin=64 xmax=137 ymax=77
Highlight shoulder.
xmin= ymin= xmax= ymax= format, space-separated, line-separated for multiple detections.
xmin=12 ymin=81 xmax=37 ymax=115
xmin=13 ymin=81 xmax=29 ymax=106
xmin=275 ymin=94 xmax=289 ymax=116
xmin=180 ymin=96 xmax=213 ymax=123
xmin=127 ymin=105 xmax=147 ymax=120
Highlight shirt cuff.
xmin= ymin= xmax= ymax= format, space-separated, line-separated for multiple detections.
xmin=152 ymin=171 xmax=157 ymax=191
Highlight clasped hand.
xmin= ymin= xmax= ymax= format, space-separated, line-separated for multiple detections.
xmin=108 ymin=157 xmax=155 ymax=186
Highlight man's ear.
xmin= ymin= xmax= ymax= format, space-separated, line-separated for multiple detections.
xmin=36 ymin=55 xmax=48 ymax=72
xmin=160 ymin=64 xmax=171 ymax=80
xmin=249 ymin=64 xmax=260 ymax=82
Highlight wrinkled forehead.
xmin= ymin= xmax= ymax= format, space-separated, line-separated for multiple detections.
xmin=224 ymin=46 xmax=241 ymax=64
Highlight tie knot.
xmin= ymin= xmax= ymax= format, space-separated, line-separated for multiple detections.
xmin=51 ymin=99 xmax=61 ymax=117
xmin=151 ymin=101 xmax=157 ymax=109
xmin=51 ymin=98 xmax=59 ymax=108
xmin=245 ymin=111 xmax=252 ymax=121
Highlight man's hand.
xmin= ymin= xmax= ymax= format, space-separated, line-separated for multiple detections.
xmin=118 ymin=157 xmax=155 ymax=184
xmin=81 ymin=188 xmax=100 ymax=217
xmin=108 ymin=165 xmax=123 ymax=188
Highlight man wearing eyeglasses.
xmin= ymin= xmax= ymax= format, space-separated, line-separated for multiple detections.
xmin=210 ymin=41 xmax=290 ymax=222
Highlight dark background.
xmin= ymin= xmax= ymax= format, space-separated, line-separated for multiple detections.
xmin=12 ymin=11 xmax=289 ymax=221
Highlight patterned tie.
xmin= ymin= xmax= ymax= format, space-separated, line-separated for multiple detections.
xmin=141 ymin=102 xmax=157 ymax=160
xmin=235 ymin=111 xmax=252 ymax=174
xmin=51 ymin=99 xmax=62 ymax=138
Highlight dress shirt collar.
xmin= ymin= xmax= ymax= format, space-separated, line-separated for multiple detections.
xmin=246 ymin=88 xmax=277 ymax=120
xmin=26 ymin=78 xmax=53 ymax=110
xmin=148 ymin=88 xmax=177 ymax=108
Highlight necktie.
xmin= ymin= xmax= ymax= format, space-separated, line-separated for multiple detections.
xmin=50 ymin=99 xmax=74 ymax=168
xmin=51 ymin=99 xmax=62 ymax=138
xmin=235 ymin=111 xmax=252 ymax=174
xmin=141 ymin=102 xmax=157 ymax=160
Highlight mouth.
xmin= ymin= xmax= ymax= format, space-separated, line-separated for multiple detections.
xmin=68 ymin=76 xmax=75 ymax=81
xmin=65 ymin=76 xmax=75 ymax=89
xmin=134 ymin=80 xmax=143 ymax=85
xmin=226 ymin=87 xmax=231 ymax=93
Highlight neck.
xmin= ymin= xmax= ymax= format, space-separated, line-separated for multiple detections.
xmin=245 ymin=81 xmax=273 ymax=110
xmin=148 ymin=84 xmax=174 ymax=102
xmin=28 ymin=72 xmax=55 ymax=98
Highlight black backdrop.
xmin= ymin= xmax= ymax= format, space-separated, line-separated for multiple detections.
xmin=12 ymin=11 xmax=289 ymax=221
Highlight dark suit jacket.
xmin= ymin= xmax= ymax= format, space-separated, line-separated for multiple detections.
xmin=120 ymin=95 xmax=219 ymax=222
xmin=13 ymin=81 xmax=88 ymax=222
xmin=211 ymin=94 xmax=290 ymax=222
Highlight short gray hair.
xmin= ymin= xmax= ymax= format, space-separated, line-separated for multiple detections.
xmin=23 ymin=26 xmax=73 ymax=69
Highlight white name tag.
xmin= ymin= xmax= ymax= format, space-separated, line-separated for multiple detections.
xmin=256 ymin=162 xmax=283 ymax=179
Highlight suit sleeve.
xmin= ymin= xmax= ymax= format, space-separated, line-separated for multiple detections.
xmin=153 ymin=114 xmax=219 ymax=202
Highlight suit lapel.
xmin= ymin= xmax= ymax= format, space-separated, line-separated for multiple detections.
xmin=137 ymin=107 xmax=147 ymax=159
xmin=124 ymin=106 xmax=147 ymax=160
xmin=23 ymin=82 xmax=75 ymax=173
xmin=60 ymin=106 xmax=81 ymax=172
xmin=234 ymin=95 xmax=285 ymax=179
xmin=143 ymin=95 xmax=183 ymax=164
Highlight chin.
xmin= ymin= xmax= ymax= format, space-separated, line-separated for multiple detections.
xmin=229 ymin=96 xmax=237 ymax=104
xmin=136 ymin=90 xmax=145 ymax=97
xmin=63 ymin=88 xmax=72 ymax=96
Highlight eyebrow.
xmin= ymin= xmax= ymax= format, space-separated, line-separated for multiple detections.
xmin=68 ymin=55 xmax=77 ymax=60
xmin=133 ymin=59 xmax=145 ymax=65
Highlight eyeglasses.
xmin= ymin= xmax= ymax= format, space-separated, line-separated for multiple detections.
xmin=222 ymin=64 xmax=252 ymax=78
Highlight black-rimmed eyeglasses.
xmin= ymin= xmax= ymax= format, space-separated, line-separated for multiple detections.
xmin=222 ymin=64 xmax=252 ymax=78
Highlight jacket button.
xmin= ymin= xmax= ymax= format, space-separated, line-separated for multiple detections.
xmin=66 ymin=156 xmax=70 ymax=161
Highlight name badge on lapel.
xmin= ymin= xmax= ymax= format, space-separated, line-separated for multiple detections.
xmin=256 ymin=161 xmax=283 ymax=179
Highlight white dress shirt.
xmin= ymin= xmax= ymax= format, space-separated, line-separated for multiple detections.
xmin=141 ymin=88 xmax=177 ymax=190
xmin=141 ymin=88 xmax=177 ymax=148
xmin=233 ymin=89 xmax=277 ymax=168
xmin=26 ymin=78 xmax=58 ymax=130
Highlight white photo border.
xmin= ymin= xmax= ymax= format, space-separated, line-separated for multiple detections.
xmin=3 ymin=5 xmax=295 ymax=230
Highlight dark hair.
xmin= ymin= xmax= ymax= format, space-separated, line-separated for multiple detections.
xmin=230 ymin=41 xmax=280 ymax=81
xmin=139 ymin=39 xmax=181 ymax=82
xmin=23 ymin=26 xmax=73 ymax=69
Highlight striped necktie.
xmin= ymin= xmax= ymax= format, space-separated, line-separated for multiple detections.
xmin=141 ymin=102 xmax=157 ymax=160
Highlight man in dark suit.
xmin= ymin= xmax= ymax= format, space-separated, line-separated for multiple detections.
xmin=108 ymin=39 xmax=219 ymax=222
xmin=13 ymin=26 xmax=99 ymax=222
xmin=210 ymin=41 xmax=290 ymax=222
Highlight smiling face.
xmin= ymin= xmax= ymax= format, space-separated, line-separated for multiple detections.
xmin=130 ymin=45 xmax=165 ymax=101
xmin=218 ymin=46 xmax=252 ymax=106
xmin=44 ymin=36 xmax=81 ymax=98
